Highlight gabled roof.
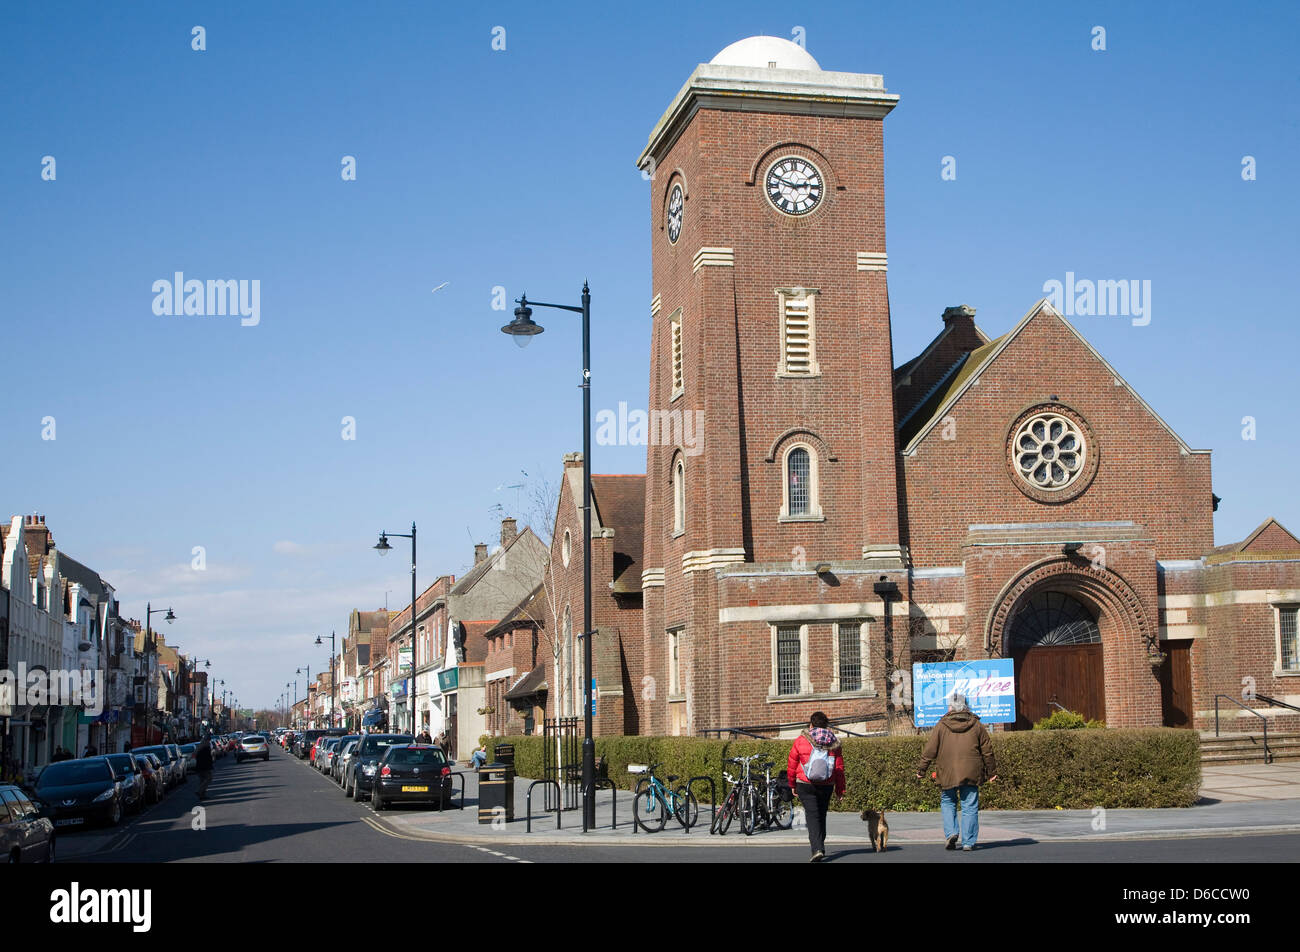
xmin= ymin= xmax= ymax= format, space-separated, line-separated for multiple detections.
xmin=1214 ymin=517 xmax=1300 ymax=553
xmin=591 ymin=474 xmax=646 ymax=594
xmin=452 ymin=527 xmax=543 ymax=595
xmin=899 ymin=299 xmax=1208 ymax=457
xmin=485 ymin=584 xmax=547 ymax=639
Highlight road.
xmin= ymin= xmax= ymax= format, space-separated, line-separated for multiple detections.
xmin=50 ymin=747 xmax=1300 ymax=863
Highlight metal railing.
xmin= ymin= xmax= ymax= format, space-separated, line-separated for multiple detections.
xmin=700 ymin=712 xmax=885 ymax=739
xmin=1214 ymin=695 xmax=1270 ymax=763
xmin=447 ymin=771 xmax=466 ymax=810
xmin=1254 ymin=693 xmax=1300 ymax=715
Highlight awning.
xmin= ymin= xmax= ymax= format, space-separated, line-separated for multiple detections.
xmin=504 ymin=667 xmax=548 ymax=701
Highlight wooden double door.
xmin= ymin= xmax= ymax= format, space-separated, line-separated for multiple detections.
xmin=1012 ymin=643 xmax=1105 ymax=729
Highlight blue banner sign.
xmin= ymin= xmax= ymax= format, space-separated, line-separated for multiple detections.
xmin=912 ymin=660 xmax=1016 ymax=727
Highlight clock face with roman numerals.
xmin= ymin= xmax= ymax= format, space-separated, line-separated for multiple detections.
xmin=765 ymin=156 xmax=823 ymax=216
xmin=666 ymin=183 xmax=684 ymax=243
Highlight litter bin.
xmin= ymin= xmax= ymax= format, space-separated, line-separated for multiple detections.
xmin=478 ymin=760 xmax=516 ymax=825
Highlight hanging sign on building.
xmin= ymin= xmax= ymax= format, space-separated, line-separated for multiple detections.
xmin=912 ymin=659 xmax=1016 ymax=727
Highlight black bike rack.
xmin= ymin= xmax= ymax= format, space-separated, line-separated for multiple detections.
xmin=580 ymin=777 xmax=618 ymax=831
xmin=525 ymin=779 xmax=561 ymax=833
xmin=685 ymin=776 xmax=716 ymax=834
xmin=446 ymin=771 xmax=467 ymax=810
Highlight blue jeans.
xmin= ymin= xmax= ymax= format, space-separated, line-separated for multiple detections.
xmin=470 ymin=751 xmax=487 ymax=768
xmin=940 ymin=785 xmax=980 ymax=847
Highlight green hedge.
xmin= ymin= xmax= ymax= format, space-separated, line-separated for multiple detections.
xmin=481 ymin=728 xmax=1201 ymax=811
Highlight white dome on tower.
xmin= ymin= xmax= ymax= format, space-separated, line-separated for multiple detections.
xmin=710 ymin=36 xmax=821 ymax=71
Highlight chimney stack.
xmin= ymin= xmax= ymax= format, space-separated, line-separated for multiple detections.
xmin=501 ymin=518 xmax=518 ymax=547
xmin=474 ymin=543 xmax=489 ymax=564
xmin=942 ymin=304 xmax=976 ymax=326
xmin=562 ymin=451 xmax=584 ymax=471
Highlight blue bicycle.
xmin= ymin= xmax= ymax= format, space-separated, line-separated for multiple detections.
xmin=632 ymin=762 xmax=699 ymax=832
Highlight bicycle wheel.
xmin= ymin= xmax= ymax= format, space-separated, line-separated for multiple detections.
xmin=675 ymin=786 xmax=699 ymax=831
xmin=634 ymin=779 xmax=667 ymax=833
xmin=714 ymin=787 xmax=739 ymax=835
xmin=773 ymin=790 xmax=794 ymax=830
xmin=740 ymin=785 xmax=757 ymax=836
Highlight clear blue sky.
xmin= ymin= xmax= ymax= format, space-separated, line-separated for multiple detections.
xmin=2 ymin=0 xmax=1296 ymax=709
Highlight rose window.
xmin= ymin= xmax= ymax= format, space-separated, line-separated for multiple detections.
xmin=1013 ymin=414 xmax=1086 ymax=490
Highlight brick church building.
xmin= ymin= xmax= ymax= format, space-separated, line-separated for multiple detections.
xmin=513 ymin=36 xmax=1300 ymax=740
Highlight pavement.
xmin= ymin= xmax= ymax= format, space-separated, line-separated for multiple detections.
xmin=377 ymin=761 xmax=1300 ymax=848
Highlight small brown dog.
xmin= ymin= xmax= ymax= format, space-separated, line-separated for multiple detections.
xmin=859 ymin=809 xmax=889 ymax=852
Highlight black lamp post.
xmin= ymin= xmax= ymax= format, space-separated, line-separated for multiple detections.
xmin=143 ymin=603 xmax=176 ymax=745
xmin=315 ymin=632 xmax=339 ymax=729
xmin=375 ymin=524 xmax=417 ymax=737
xmin=296 ymin=666 xmax=310 ymax=730
xmin=501 ymin=283 xmax=597 ymax=831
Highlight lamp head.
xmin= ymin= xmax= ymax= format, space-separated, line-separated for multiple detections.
xmin=374 ymin=532 xmax=393 ymax=556
xmin=502 ymin=299 xmax=544 ymax=348
xmin=164 ymin=608 xmax=176 ymax=624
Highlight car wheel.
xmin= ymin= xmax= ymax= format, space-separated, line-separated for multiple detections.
xmin=46 ymin=836 xmax=55 ymax=864
xmin=373 ymin=794 xmax=385 ymax=811
xmin=107 ymin=799 xmax=122 ymax=827
xmin=352 ymin=778 xmax=364 ymax=801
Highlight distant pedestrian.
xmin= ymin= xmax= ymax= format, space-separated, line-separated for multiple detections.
xmin=416 ymin=729 xmax=432 ymax=745
xmin=195 ymin=735 xmax=214 ymax=800
xmin=916 ymin=693 xmax=998 ymax=852
xmin=83 ymin=744 xmax=98 ymax=757
xmin=52 ymin=746 xmax=71 ymax=762
xmin=469 ymin=744 xmax=488 ymax=769
xmin=787 ymin=712 xmax=845 ymax=862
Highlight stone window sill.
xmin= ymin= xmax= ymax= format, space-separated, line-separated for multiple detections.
xmin=778 ymin=512 xmax=825 ymax=523
xmin=766 ymin=690 xmax=879 ymax=704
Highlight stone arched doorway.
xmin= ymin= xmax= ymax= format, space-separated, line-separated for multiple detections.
xmin=1005 ymin=590 xmax=1105 ymax=729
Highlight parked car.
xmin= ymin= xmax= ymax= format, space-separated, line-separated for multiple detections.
xmin=1 ymin=784 xmax=56 ymax=863
xmin=328 ymin=736 xmax=359 ymax=781
xmin=334 ymin=740 xmax=359 ymax=785
xmin=135 ymin=754 xmax=166 ymax=804
xmin=103 ymin=753 xmax=147 ymax=815
xmin=316 ymin=737 xmax=343 ymax=773
xmin=34 ymin=757 xmax=125 ymax=828
xmin=343 ymin=734 xmax=414 ymax=801
xmin=165 ymin=744 xmax=187 ymax=782
xmin=298 ymin=729 xmax=347 ymax=761
xmin=134 ymin=746 xmax=182 ymax=788
xmin=371 ymin=744 xmax=454 ymax=812
xmin=179 ymin=743 xmax=198 ymax=771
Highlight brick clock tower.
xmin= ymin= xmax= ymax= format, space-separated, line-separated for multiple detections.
xmin=637 ymin=37 xmax=906 ymax=735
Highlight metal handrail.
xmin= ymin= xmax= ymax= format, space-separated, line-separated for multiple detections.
xmin=1214 ymin=695 xmax=1270 ymax=763
xmin=526 ymin=779 xmax=562 ymax=833
xmin=1254 ymin=693 xmax=1300 ymax=715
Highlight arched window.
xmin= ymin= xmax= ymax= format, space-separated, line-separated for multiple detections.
xmin=1008 ymin=591 xmax=1100 ymax=650
xmin=780 ymin=443 xmax=822 ymax=520
xmin=562 ymin=529 xmax=572 ymax=568
xmin=672 ymin=457 xmax=685 ymax=536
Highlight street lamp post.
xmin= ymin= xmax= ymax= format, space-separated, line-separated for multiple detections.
xmin=314 ymin=632 xmax=339 ymax=730
xmin=501 ymin=282 xmax=596 ymax=831
xmin=143 ymin=603 xmax=176 ymax=746
xmin=374 ymin=524 xmax=417 ymax=737
xmin=296 ymin=666 xmax=310 ymax=730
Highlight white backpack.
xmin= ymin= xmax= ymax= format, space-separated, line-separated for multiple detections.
xmin=805 ymin=745 xmax=834 ymax=782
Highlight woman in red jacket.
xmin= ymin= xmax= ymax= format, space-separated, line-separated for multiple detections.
xmin=787 ymin=711 xmax=846 ymax=862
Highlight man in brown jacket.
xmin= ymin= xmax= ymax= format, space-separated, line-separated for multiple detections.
xmin=916 ymin=694 xmax=998 ymax=851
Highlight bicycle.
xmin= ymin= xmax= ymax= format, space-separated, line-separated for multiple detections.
xmin=631 ymin=762 xmax=699 ymax=832
xmin=749 ymin=760 xmax=794 ymax=831
xmin=712 ymin=753 xmax=768 ymax=835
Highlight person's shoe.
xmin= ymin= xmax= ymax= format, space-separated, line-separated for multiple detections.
xmin=810 ymin=850 xmax=824 ymax=863
xmin=945 ymin=835 xmax=959 ymax=850
xmin=962 ymin=844 xmax=974 ymax=852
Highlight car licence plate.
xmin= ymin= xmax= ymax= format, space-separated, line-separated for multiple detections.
xmin=401 ymin=785 xmax=428 ymax=793
xmin=55 ymin=817 xmax=85 ymax=827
